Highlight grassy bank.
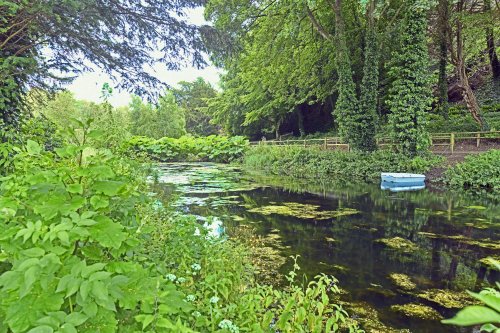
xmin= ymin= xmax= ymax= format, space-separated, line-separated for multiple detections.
xmin=242 ymin=146 xmax=442 ymax=183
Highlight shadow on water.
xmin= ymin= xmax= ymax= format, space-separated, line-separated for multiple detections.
xmin=156 ymin=163 xmax=499 ymax=333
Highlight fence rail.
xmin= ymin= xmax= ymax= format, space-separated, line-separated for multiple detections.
xmin=250 ymin=131 xmax=500 ymax=154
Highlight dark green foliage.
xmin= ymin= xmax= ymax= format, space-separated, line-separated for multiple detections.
xmin=427 ymin=104 xmax=500 ymax=132
xmin=123 ymin=135 xmax=249 ymax=163
xmin=172 ymin=78 xmax=219 ymax=136
xmin=445 ymin=150 xmax=500 ymax=196
xmin=129 ymin=93 xmax=186 ymax=139
xmin=386 ymin=0 xmax=432 ymax=155
xmin=243 ymin=146 xmax=442 ymax=183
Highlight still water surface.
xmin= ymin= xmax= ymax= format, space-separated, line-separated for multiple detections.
xmin=157 ymin=163 xmax=499 ymax=333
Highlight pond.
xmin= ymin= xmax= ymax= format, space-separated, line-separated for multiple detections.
xmin=156 ymin=163 xmax=499 ymax=333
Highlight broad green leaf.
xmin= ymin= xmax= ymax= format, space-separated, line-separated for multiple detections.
xmin=93 ymin=181 xmax=125 ymax=196
xmin=67 ymin=184 xmax=83 ymax=195
xmin=90 ymin=196 xmax=109 ymax=210
xmin=65 ymin=312 xmax=88 ymax=326
xmin=89 ymin=217 xmax=126 ymax=249
xmin=468 ymin=291 xmax=500 ymax=312
xmin=26 ymin=140 xmax=41 ymax=155
xmin=442 ymin=306 xmax=500 ymax=326
xmin=27 ymin=326 xmax=53 ymax=333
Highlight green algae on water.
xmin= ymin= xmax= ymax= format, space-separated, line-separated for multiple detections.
xmin=417 ymin=232 xmax=500 ymax=250
xmin=417 ymin=289 xmax=479 ymax=308
xmin=479 ymin=256 xmax=500 ymax=270
xmin=375 ymin=237 xmax=418 ymax=252
xmin=345 ymin=302 xmax=411 ymax=333
xmin=247 ymin=202 xmax=359 ymax=220
xmin=390 ymin=303 xmax=443 ymax=320
xmin=389 ymin=273 xmax=416 ymax=291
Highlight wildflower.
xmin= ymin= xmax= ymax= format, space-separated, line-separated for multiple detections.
xmin=192 ymin=311 xmax=201 ymax=318
xmin=186 ymin=294 xmax=196 ymax=302
xmin=176 ymin=277 xmax=186 ymax=284
xmin=194 ymin=227 xmax=201 ymax=236
xmin=210 ymin=296 xmax=219 ymax=304
xmin=191 ymin=263 xmax=201 ymax=271
xmin=219 ymin=319 xmax=239 ymax=333
xmin=165 ymin=273 xmax=176 ymax=282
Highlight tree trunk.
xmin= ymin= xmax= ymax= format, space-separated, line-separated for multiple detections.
xmin=297 ymin=106 xmax=305 ymax=137
xmin=484 ymin=0 xmax=500 ymax=79
xmin=455 ymin=1 xmax=489 ymax=130
xmin=437 ymin=0 xmax=449 ymax=119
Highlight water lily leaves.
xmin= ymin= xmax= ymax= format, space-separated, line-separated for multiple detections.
xmin=375 ymin=237 xmax=418 ymax=253
xmin=248 ymin=202 xmax=359 ymax=220
xmin=391 ymin=303 xmax=442 ymax=320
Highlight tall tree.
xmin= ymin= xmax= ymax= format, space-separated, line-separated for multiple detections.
xmin=449 ymin=0 xmax=489 ymax=130
xmin=386 ymin=0 xmax=432 ymax=155
xmin=172 ymin=78 xmax=219 ymax=136
xmin=0 ymin=0 xmax=206 ymax=129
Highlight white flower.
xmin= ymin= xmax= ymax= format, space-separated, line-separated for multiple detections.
xmin=209 ymin=296 xmax=219 ymax=304
xmin=176 ymin=277 xmax=186 ymax=284
xmin=194 ymin=227 xmax=201 ymax=236
xmin=186 ymin=294 xmax=196 ymax=302
xmin=192 ymin=311 xmax=201 ymax=318
xmin=165 ymin=273 xmax=176 ymax=282
xmin=219 ymin=319 xmax=239 ymax=333
xmin=191 ymin=263 xmax=201 ymax=271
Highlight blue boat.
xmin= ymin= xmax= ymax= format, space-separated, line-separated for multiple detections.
xmin=381 ymin=173 xmax=426 ymax=185
xmin=380 ymin=183 xmax=426 ymax=192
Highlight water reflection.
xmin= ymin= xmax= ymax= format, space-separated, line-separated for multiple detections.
xmin=157 ymin=163 xmax=499 ymax=333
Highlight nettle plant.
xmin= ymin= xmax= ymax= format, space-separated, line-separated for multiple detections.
xmin=0 ymin=119 xmax=196 ymax=333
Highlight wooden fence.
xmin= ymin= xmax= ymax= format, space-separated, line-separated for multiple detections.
xmin=250 ymin=131 xmax=500 ymax=154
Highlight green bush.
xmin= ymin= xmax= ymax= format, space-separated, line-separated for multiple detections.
xmin=123 ymin=135 xmax=249 ymax=163
xmin=444 ymin=150 xmax=500 ymax=196
xmin=243 ymin=145 xmax=442 ymax=182
xmin=427 ymin=104 xmax=500 ymax=133
xmin=0 ymin=120 xmax=361 ymax=333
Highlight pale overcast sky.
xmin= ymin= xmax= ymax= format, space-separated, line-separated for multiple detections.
xmin=66 ymin=7 xmax=221 ymax=107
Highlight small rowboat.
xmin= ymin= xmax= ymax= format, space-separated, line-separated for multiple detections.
xmin=381 ymin=173 xmax=426 ymax=185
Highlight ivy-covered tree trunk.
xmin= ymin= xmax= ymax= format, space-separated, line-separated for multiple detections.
xmin=437 ymin=0 xmax=449 ymax=119
xmin=358 ymin=0 xmax=378 ymax=152
xmin=386 ymin=0 xmax=432 ymax=156
xmin=332 ymin=0 xmax=362 ymax=150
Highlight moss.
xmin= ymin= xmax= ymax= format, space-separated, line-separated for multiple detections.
xmin=418 ymin=232 xmax=500 ymax=250
xmin=417 ymin=289 xmax=479 ymax=308
xmin=247 ymin=202 xmax=359 ymax=220
xmin=345 ymin=302 xmax=411 ymax=333
xmin=375 ymin=237 xmax=418 ymax=252
xmin=390 ymin=303 xmax=443 ymax=320
xmin=389 ymin=273 xmax=417 ymax=291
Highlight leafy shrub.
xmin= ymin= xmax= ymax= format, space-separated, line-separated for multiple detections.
xmin=427 ymin=104 xmax=500 ymax=133
xmin=123 ymin=135 xmax=249 ymax=163
xmin=0 ymin=120 xmax=360 ymax=332
xmin=444 ymin=150 xmax=500 ymax=195
xmin=243 ymin=145 xmax=442 ymax=182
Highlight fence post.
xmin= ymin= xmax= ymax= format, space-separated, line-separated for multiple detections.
xmin=304 ymin=139 xmax=306 ymax=148
xmin=476 ymin=133 xmax=480 ymax=148
xmin=324 ymin=138 xmax=327 ymax=149
xmin=450 ymin=133 xmax=455 ymax=154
